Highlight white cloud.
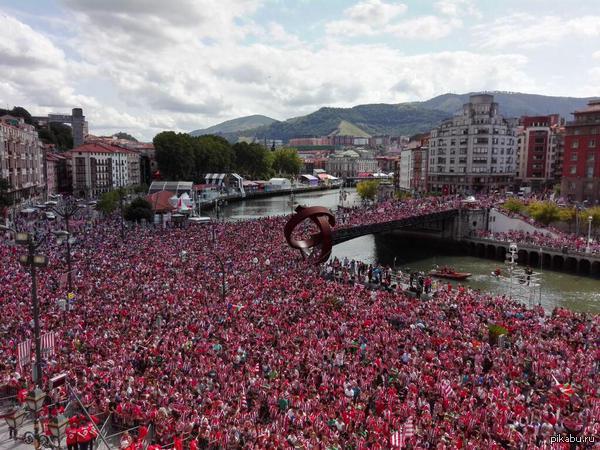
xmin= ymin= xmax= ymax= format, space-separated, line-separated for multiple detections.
xmin=326 ymin=0 xmax=462 ymax=40
xmin=434 ymin=0 xmax=480 ymax=18
xmin=593 ymin=50 xmax=600 ymax=60
xmin=473 ymin=14 xmax=600 ymax=49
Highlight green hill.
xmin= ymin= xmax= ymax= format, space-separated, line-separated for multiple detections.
xmin=190 ymin=114 xmax=277 ymax=136
xmin=190 ymin=92 xmax=595 ymax=143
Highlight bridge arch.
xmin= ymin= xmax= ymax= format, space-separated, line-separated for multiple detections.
xmin=592 ymin=261 xmax=600 ymax=277
xmin=553 ymin=255 xmax=564 ymax=270
xmin=476 ymin=243 xmax=485 ymax=257
xmin=542 ymin=253 xmax=552 ymax=269
xmin=579 ymin=259 xmax=591 ymax=275
xmin=518 ymin=250 xmax=529 ymax=266
xmin=565 ymin=257 xmax=578 ymax=273
xmin=529 ymin=251 xmax=540 ymax=267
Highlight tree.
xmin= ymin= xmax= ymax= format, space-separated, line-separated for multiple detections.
xmin=271 ymin=148 xmax=302 ymax=176
xmin=527 ymin=201 xmax=561 ymax=226
xmin=154 ymin=131 xmax=194 ymax=180
xmin=559 ymin=207 xmax=577 ymax=232
xmin=124 ymin=197 xmax=153 ymax=223
xmin=582 ymin=206 xmax=600 ymax=233
xmin=503 ymin=198 xmax=525 ymax=213
xmin=356 ymin=180 xmax=379 ymax=201
xmin=232 ymin=142 xmax=271 ymax=179
xmin=0 ymin=106 xmax=34 ymax=125
xmin=97 ymin=190 xmax=120 ymax=215
xmin=38 ymin=123 xmax=74 ymax=149
xmin=113 ymin=132 xmax=138 ymax=142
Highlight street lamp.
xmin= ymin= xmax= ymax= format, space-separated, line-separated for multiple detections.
xmin=586 ymin=215 xmax=593 ymax=253
xmin=4 ymin=407 xmax=27 ymax=439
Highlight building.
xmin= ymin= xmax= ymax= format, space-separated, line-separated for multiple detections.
xmin=398 ymin=134 xmax=429 ymax=193
xmin=561 ymin=99 xmax=600 ymax=203
xmin=66 ymin=142 xmax=141 ymax=198
xmin=325 ymin=150 xmax=379 ymax=179
xmin=33 ymin=108 xmax=88 ymax=148
xmin=45 ymin=152 xmax=69 ymax=196
xmin=0 ymin=115 xmax=45 ymax=202
xmin=428 ymin=94 xmax=517 ymax=194
xmin=516 ymin=115 xmax=564 ymax=191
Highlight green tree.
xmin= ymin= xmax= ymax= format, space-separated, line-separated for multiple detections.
xmin=97 ymin=190 xmax=120 ymax=215
xmin=113 ymin=132 xmax=138 ymax=142
xmin=503 ymin=198 xmax=525 ymax=213
xmin=527 ymin=201 xmax=561 ymax=226
xmin=356 ymin=180 xmax=379 ymax=201
xmin=154 ymin=131 xmax=194 ymax=180
xmin=193 ymin=135 xmax=233 ymax=178
xmin=271 ymin=148 xmax=302 ymax=176
xmin=582 ymin=206 xmax=600 ymax=233
xmin=232 ymin=142 xmax=271 ymax=179
xmin=559 ymin=207 xmax=577 ymax=232
xmin=124 ymin=197 xmax=153 ymax=222
xmin=38 ymin=123 xmax=73 ymax=149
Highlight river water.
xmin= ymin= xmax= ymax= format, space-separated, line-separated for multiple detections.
xmin=222 ymin=188 xmax=600 ymax=314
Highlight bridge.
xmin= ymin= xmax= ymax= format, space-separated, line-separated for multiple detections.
xmin=332 ymin=209 xmax=460 ymax=245
xmin=331 ymin=206 xmax=600 ymax=277
xmin=462 ymin=237 xmax=600 ymax=276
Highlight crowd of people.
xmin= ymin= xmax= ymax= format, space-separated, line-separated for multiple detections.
xmin=0 ymin=196 xmax=598 ymax=449
xmin=475 ymin=229 xmax=600 ymax=255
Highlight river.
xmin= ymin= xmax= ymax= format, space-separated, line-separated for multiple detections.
xmin=221 ymin=188 xmax=600 ymax=314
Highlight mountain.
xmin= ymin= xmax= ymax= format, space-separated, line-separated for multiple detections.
xmin=333 ymin=120 xmax=371 ymax=138
xmin=191 ymin=92 xmax=595 ymax=143
xmin=190 ymin=114 xmax=277 ymax=136
xmin=239 ymin=103 xmax=450 ymax=142
xmin=420 ymin=92 xmax=593 ymax=119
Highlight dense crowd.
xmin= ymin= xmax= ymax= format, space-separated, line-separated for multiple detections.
xmin=475 ymin=229 xmax=600 ymax=255
xmin=0 ymin=197 xmax=598 ymax=449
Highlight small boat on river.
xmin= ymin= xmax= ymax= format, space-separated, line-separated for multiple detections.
xmin=429 ymin=266 xmax=472 ymax=281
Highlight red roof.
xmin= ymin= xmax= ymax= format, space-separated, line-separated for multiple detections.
xmin=146 ymin=191 xmax=175 ymax=213
xmin=71 ymin=142 xmax=136 ymax=154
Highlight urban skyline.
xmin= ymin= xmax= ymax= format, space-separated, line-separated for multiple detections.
xmin=1 ymin=0 xmax=600 ymax=140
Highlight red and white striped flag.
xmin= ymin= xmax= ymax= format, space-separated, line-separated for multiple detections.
xmin=17 ymin=339 xmax=31 ymax=371
xmin=441 ymin=380 xmax=453 ymax=399
xmin=390 ymin=417 xmax=414 ymax=448
xmin=41 ymin=332 xmax=55 ymax=355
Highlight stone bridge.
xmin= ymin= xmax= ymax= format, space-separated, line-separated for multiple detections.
xmin=332 ymin=209 xmax=461 ymax=245
xmin=462 ymin=237 xmax=600 ymax=276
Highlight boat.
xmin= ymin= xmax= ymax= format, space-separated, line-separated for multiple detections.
xmin=429 ymin=267 xmax=472 ymax=281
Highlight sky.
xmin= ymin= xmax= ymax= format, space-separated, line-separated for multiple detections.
xmin=1 ymin=0 xmax=599 ymax=141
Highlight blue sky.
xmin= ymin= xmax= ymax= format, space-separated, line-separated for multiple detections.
xmin=1 ymin=0 xmax=599 ymax=140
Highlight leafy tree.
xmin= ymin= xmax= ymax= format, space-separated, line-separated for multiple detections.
xmin=582 ymin=206 xmax=600 ymax=233
xmin=395 ymin=191 xmax=412 ymax=201
xmin=527 ymin=201 xmax=561 ymax=226
xmin=232 ymin=142 xmax=271 ymax=179
xmin=38 ymin=123 xmax=73 ymax=149
xmin=356 ymin=180 xmax=379 ymax=201
xmin=113 ymin=132 xmax=138 ymax=142
xmin=124 ymin=197 xmax=153 ymax=222
xmin=97 ymin=190 xmax=120 ymax=215
xmin=0 ymin=178 xmax=13 ymax=209
xmin=0 ymin=106 xmax=34 ymax=125
xmin=154 ymin=131 xmax=194 ymax=180
xmin=271 ymin=148 xmax=302 ymax=176
xmin=503 ymin=198 xmax=525 ymax=213
xmin=559 ymin=207 xmax=577 ymax=232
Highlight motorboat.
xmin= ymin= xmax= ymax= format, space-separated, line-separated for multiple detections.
xmin=429 ymin=267 xmax=472 ymax=280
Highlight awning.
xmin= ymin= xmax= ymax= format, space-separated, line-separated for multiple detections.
xmin=300 ymin=174 xmax=319 ymax=181
xmin=205 ymin=173 xmax=226 ymax=185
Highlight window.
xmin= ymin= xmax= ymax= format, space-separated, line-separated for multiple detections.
xmin=572 ymin=139 xmax=579 ymax=149
xmin=587 ymin=153 xmax=595 ymax=162
xmin=590 ymin=139 xmax=596 ymax=148
xmin=587 ymin=165 xmax=594 ymax=178
xmin=571 ymin=153 xmax=578 ymax=161
xmin=570 ymin=166 xmax=577 ymax=175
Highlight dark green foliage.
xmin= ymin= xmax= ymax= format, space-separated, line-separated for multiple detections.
xmin=124 ymin=197 xmax=153 ymax=222
xmin=270 ymin=148 xmax=302 ymax=176
xmin=0 ymin=106 xmax=34 ymax=125
xmin=38 ymin=123 xmax=73 ymax=149
xmin=113 ymin=132 xmax=138 ymax=142
xmin=232 ymin=142 xmax=272 ymax=179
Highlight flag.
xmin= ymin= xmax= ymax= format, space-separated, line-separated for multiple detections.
xmin=441 ymin=380 xmax=453 ymax=399
xmin=41 ymin=332 xmax=55 ymax=355
xmin=17 ymin=339 xmax=31 ymax=372
xmin=390 ymin=417 xmax=414 ymax=448
xmin=557 ymin=383 xmax=575 ymax=397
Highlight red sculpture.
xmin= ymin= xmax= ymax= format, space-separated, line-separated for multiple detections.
xmin=284 ymin=206 xmax=336 ymax=264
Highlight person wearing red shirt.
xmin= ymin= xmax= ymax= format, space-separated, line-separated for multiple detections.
xmin=77 ymin=422 xmax=92 ymax=450
xmin=66 ymin=417 xmax=79 ymax=450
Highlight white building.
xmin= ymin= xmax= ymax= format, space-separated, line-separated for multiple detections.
xmin=428 ymin=94 xmax=517 ymax=194
xmin=66 ymin=142 xmax=140 ymax=198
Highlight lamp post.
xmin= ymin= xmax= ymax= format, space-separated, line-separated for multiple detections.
xmin=586 ymin=216 xmax=593 ymax=253
xmin=0 ymin=226 xmax=58 ymax=450
xmin=51 ymin=199 xmax=81 ymax=293
xmin=212 ymin=251 xmax=226 ymax=303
